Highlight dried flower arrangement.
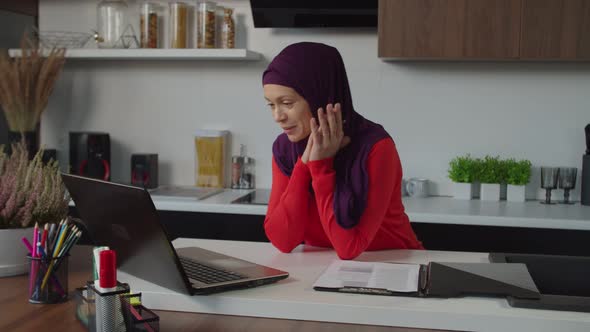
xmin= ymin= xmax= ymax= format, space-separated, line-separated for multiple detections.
xmin=0 ymin=141 xmax=69 ymax=229
xmin=0 ymin=36 xmax=66 ymax=132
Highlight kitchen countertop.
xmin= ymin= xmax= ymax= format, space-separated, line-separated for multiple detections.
xmin=70 ymin=188 xmax=590 ymax=231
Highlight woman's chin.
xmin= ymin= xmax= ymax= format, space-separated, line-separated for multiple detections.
xmin=286 ymin=133 xmax=306 ymax=143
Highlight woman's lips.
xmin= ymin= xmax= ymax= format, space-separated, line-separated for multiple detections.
xmin=283 ymin=126 xmax=296 ymax=134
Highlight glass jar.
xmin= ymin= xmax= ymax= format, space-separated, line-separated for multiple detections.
xmin=231 ymin=156 xmax=243 ymax=189
xmin=197 ymin=2 xmax=217 ymax=48
xmin=240 ymin=156 xmax=254 ymax=189
xmin=220 ymin=7 xmax=235 ymax=49
xmin=169 ymin=2 xmax=188 ymax=48
xmin=140 ymin=2 xmax=159 ymax=48
xmin=97 ymin=0 xmax=128 ymax=48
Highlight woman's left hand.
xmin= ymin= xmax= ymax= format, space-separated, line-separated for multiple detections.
xmin=309 ymin=103 xmax=351 ymax=162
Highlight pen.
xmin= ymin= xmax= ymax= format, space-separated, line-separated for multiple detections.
xmin=41 ymin=224 xmax=48 ymax=254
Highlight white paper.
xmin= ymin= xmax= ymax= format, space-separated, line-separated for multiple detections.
xmin=313 ymin=260 xmax=420 ymax=293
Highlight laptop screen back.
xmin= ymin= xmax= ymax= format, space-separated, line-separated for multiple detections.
xmin=62 ymin=174 xmax=192 ymax=294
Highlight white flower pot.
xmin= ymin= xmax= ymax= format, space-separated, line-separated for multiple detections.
xmin=507 ymin=184 xmax=526 ymax=202
xmin=0 ymin=227 xmax=33 ymax=277
xmin=452 ymin=182 xmax=478 ymax=200
xmin=480 ymin=183 xmax=501 ymax=201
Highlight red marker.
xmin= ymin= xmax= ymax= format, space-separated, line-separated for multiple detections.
xmin=99 ymin=250 xmax=117 ymax=289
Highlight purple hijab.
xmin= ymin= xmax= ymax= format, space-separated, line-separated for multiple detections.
xmin=263 ymin=42 xmax=390 ymax=229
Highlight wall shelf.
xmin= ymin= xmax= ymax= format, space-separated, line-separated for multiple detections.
xmin=8 ymin=48 xmax=262 ymax=61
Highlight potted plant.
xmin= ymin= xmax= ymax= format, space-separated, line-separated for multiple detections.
xmin=479 ymin=155 xmax=502 ymax=201
xmin=448 ymin=154 xmax=480 ymax=199
xmin=0 ymin=37 xmax=65 ymax=158
xmin=0 ymin=141 xmax=69 ymax=277
xmin=505 ymin=159 xmax=532 ymax=202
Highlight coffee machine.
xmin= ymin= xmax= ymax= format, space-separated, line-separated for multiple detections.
xmin=69 ymin=132 xmax=111 ymax=181
xmin=581 ymin=124 xmax=590 ymax=206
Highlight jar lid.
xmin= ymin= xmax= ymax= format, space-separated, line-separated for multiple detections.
xmin=232 ymin=156 xmax=243 ymax=163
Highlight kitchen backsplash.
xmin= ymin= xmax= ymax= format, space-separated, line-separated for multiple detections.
xmin=38 ymin=0 xmax=590 ymax=200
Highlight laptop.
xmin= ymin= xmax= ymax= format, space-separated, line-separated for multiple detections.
xmin=62 ymin=173 xmax=289 ymax=295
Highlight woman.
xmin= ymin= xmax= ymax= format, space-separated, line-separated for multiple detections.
xmin=263 ymin=42 xmax=422 ymax=260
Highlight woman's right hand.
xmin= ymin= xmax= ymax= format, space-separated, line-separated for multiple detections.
xmin=301 ymin=134 xmax=314 ymax=164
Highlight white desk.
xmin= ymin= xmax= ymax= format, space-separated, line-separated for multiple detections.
xmin=117 ymin=238 xmax=590 ymax=332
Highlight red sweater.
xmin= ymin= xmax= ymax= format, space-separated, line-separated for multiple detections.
xmin=264 ymin=138 xmax=423 ymax=260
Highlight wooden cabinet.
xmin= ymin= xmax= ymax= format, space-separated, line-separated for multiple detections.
xmin=378 ymin=0 xmax=522 ymax=59
xmin=520 ymin=0 xmax=590 ymax=59
xmin=378 ymin=0 xmax=590 ymax=60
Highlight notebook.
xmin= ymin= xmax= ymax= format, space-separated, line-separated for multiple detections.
xmin=62 ymin=173 xmax=289 ymax=295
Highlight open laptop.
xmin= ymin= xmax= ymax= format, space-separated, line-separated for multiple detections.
xmin=62 ymin=173 xmax=289 ymax=295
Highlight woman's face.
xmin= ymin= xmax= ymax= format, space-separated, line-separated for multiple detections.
xmin=264 ymin=84 xmax=313 ymax=142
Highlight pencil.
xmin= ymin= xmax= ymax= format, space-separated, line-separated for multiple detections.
xmin=41 ymin=221 xmax=69 ymax=290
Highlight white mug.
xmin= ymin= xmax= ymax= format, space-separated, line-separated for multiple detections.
xmin=406 ymin=178 xmax=429 ymax=198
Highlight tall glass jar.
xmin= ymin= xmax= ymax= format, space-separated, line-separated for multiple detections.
xmin=97 ymin=0 xmax=128 ymax=48
xmin=197 ymin=2 xmax=217 ymax=48
xmin=169 ymin=2 xmax=188 ymax=48
xmin=140 ymin=2 xmax=159 ymax=48
xmin=220 ymin=7 xmax=235 ymax=49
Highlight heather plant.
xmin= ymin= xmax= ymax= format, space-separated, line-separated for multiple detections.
xmin=0 ymin=140 xmax=69 ymax=229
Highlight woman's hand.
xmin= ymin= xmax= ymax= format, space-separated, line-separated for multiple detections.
xmin=301 ymin=133 xmax=314 ymax=164
xmin=309 ymin=103 xmax=350 ymax=162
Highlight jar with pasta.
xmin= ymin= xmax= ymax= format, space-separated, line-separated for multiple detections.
xmin=194 ymin=130 xmax=228 ymax=188
xmin=197 ymin=1 xmax=217 ymax=48
xmin=169 ymin=2 xmax=188 ymax=48
xmin=220 ymin=7 xmax=235 ymax=49
xmin=140 ymin=2 xmax=159 ymax=48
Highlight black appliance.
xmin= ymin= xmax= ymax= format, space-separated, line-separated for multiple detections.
xmin=582 ymin=124 xmax=590 ymax=206
xmin=131 ymin=153 xmax=158 ymax=189
xmin=231 ymin=189 xmax=271 ymax=205
xmin=250 ymin=0 xmax=377 ymax=28
xmin=69 ymin=132 xmax=111 ymax=181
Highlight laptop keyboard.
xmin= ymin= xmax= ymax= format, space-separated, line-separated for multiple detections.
xmin=179 ymin=256 xmax=248 ymax=284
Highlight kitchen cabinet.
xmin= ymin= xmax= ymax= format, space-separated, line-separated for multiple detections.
xmin=520 ymin=0 xmax=590 ymax=59
xmin=378 ymin=0 xmax=522 ymax=59
xmin=378 ymin=0 xmax=590 ymax=60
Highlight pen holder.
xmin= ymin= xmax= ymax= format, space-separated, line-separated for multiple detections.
xmin=27 ymin=254 xmax=68 ymax=304
xmin=88 ymin=281 xmax=130 ymax=332
xmin=74 ymin=284 xmax=160 ymax=332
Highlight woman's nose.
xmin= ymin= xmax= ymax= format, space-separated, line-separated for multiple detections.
xmin=273 ymin=109 xmax=286 ymax=122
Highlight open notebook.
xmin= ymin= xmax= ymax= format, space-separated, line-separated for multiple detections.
xmin=313 ymin=260 xmax=541 ymax=299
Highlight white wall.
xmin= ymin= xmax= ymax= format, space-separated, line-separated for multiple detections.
xmin=39 ymin=0 xmax=590 ymax=199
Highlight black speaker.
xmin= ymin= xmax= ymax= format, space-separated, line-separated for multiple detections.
xmin=582 ymin=155 xmax=590 ymax=206
xmin=69 ymin=132 xmax=110 ymax=181
xmin=131 ymin=154 xmax=158 ymax=189
xmin=42 ymin=149 xmax=57 ymax=165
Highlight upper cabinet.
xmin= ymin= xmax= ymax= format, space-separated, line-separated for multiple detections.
xmin=378 ymin=0 xmax=590 ymax=60
xmin=378 ymin=0 xmax=522 ymax=59
xmin=520 ymin=0 xmax=590 ymax=60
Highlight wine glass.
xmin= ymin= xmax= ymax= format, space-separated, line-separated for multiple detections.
xmin=540 ymin=167 xmax=559 ymax=204
xmin=558 ymin=167 xmax=577 ymax=204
